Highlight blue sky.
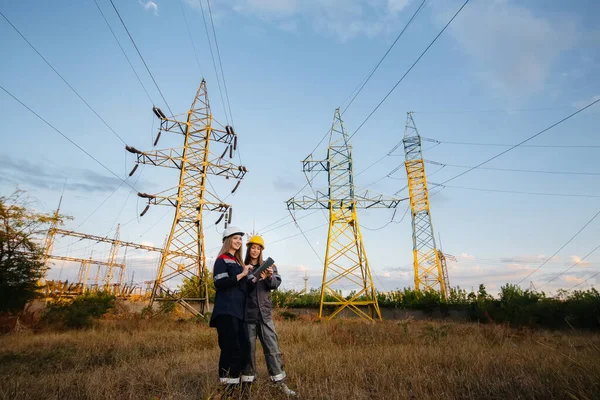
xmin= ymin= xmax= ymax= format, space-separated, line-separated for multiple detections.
xmin=1 ymin=0 xmax=599 ymax=295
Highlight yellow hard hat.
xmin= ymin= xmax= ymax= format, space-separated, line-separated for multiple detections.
xmin=246 ymin=235 xmax=265 ymax=249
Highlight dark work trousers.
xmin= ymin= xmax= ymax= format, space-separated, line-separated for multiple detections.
xmin=215 ymin=315 xmax=250 ymax=379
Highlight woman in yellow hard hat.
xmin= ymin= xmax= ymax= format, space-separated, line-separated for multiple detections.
xmin=241 ymin=235 xmax=296 ymax=396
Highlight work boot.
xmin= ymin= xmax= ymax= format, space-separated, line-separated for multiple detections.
xmin=275 ymin=381 xmax=296 ymax=397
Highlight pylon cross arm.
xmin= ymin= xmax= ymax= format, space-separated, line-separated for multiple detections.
xmin=286 ymin=195 xmax=329 ymax=210
xmin=142 ymin=193 xmax=230 ymax=212
xmin=53 ymin=229 xmax=160 ymax=252
xmin=158 ymin=118 xmax=187 ymax=135
xmin=354 ymin=193 xmax=407 ymax=209
xmin=302 ymin=159 xmax=328 ymax=173
xmin=135 ymin=148 xmax=185 ymax=169
xmin=47 ymin=254 xmax=124 ymax=269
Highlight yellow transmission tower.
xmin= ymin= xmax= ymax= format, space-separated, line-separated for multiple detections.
xmin=43 ymin=228 xmax=163 ymax=295
xmin=103 ymin=224 xmax=120 ymax=290
xmin=127 ymin=79 xmax=247 ymax=315
xmin=287 ymin=109 xmax=403 ymax=321
xmin=76 ymin=258 xmax=90 ymax=291
xmin=41 ymin=195 xmax=64 ymax=284
xmin=403 ymin=112 xmax=446 ymax=298
xmin=438 ymin=250 xmax=455 ymax=296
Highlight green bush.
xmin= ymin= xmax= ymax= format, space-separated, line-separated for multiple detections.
xmin=159 ymin=300 xmax=177 ymax=314
xmin=42 ymin=291 xmax=116 ymax=329
xmin=267 ymin=284 xmax=600 ymax=330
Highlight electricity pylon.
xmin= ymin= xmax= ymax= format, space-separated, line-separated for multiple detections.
xmin=46 ymin=228 xmax=164 ymax=292
xmin=41 ymin=196 xmax=64 ymax=284
xmin=287 ymin=109 xmax=404 ymax=321
xmin=103 ymin=224 xmax=120 ymax=289
xmin=127 ymin=79 xmax=247 ymax=315
xmin=403 ymin=112 xmax=446 ymax=298
xmin=43 ymin=254 xmax=124 ymax=296
xmin=438 ymin=250 xmax=455 ymax=296
xmin=76 ymin=258 xmax=91 ymax=291
xmin=52 ymin=228 xmax=167 ymax=253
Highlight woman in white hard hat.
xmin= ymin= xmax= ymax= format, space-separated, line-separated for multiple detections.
xmin=209 ymin=226 xmax=252 ymax=390
xmin=241 ymin=235 xmax=296 ymax=396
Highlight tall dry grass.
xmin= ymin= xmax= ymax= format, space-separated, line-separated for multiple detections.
xmin=1 ymin=316 xmax=599 ymax=399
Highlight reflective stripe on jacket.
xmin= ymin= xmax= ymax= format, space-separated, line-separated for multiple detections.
xmin=210 ymin=253 xmax=248 ymax=327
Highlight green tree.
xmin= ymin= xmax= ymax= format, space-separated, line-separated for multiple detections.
xmin=0 ymin=190 xmax=65 ymax=312
xmin=178 ymin=270 xmax=216 ymax=303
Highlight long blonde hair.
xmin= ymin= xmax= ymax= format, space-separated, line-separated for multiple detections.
xmin=244 ymin=244 xmax=264 ymax=266
xmin=217 ymin=236 xmax=244 ymax=267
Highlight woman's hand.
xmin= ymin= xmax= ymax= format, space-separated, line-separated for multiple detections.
xmin=237 ymin=264 xmax=253 ymax=281
xmin=260 ymin=266 xmax=273 ymax=280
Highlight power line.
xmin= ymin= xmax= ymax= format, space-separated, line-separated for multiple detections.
xmin=567 ymin=270 xmax=600 ymax=291
xmin=74 ymin=180 xmax=128 ymax=231
xmin=347 ymin=0 xmax=471 ymax=142
xmin=422 ymin=137 xmax=600 ymax=149
xmin=515 ymin=208 xmax=600 ymax=285
xmin=205 ymin=0 xmax=244 ymax=168
xmin=178 ymin=0 xmax=204 ymax=77
xmin=133 ymin=208 xmax=172 ymax=242
xmin=0 ymin=84 xmax=136 ymax=192
xmin=341 ymin=0 xmax=428 ymax=113
xmin=108 ymin=0 xmax=174 ymax=116
xmin=207 ymin=0 xmax=235 ymax=128
xmin=197 ymin=0 xmax=229 ymax=125
xmin=537 ymin=242 xmax=600 ymax=290
xmin=303 ymin=0 xmax=432 ymax=162
xmin=60 ymin=118 xmax=157 ymax=242
xmin=262 ymin=209 xmax=321 ymax=235
xmin=431 ymin=183 xmax=600 ymax=199
xmin=258 ymin=214 xmax=291 ymax=232
xmin=92 ymin=0 xmax=154 ymax=105
xmin=268 ymin=223 xmax=327 ymax=246
xmin=439 ymin=97 xmax=600 ymax=185
xmin=362 ymin=204 xmax=410 ymax=231
xmin=108 ymin=165 xmax=146 ymax=233
xmin=413 ymin=106 xmax=574 ymax=114
xmin=0 ymin=8 xmax=127 ymax=146
xmin=287 ymin=224 xmax=323 ymax=264
xmin=424 ymin=160 xmax=600 ymax=176
xmin=355 ymin=136 xmax=407 ymax=179
xmin=355 ymin=154 xmax=390 ymax=178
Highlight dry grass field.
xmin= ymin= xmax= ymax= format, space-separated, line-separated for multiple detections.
xmin=1 ymin=316 xmax=599 ymax=400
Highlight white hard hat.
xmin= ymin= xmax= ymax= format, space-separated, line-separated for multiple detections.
xmin=222 ymin=225 xmax=244 ymax=241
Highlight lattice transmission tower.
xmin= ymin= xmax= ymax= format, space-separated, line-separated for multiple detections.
xmin=41 ymin=195 xmax=64 ymax=285
xmin=403 ymin=112 xmax=446 ymax=298
xmin=127 ymin=80 xmax=247 ymax=315
xmin=287 ymin=109 xmax=403 ymax=321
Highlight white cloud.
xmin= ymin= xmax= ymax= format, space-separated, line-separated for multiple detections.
xmin=568 ymin=255 xmax=593 ymax=267
xmin=387 ymin=0 xmax=411 ymax=15
xmin=247 ymin=0 xmax=298 ymax=15
xmin=562 ymin=275 xmax=585 ymax=285
xmin=139 ymin=0 xmax=159 ymax=16
xmin=500 ymin=255 xmax=560 ymax=264
xmin=223 ymin=0 xmax=417 ymax=41
xmin=459 ymin=252 xmax=475 ymax=260
xmin=572 ymin=94 xmax=600 ymax=109
xmin=441 ymin=0 xmax=577 ymax=95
